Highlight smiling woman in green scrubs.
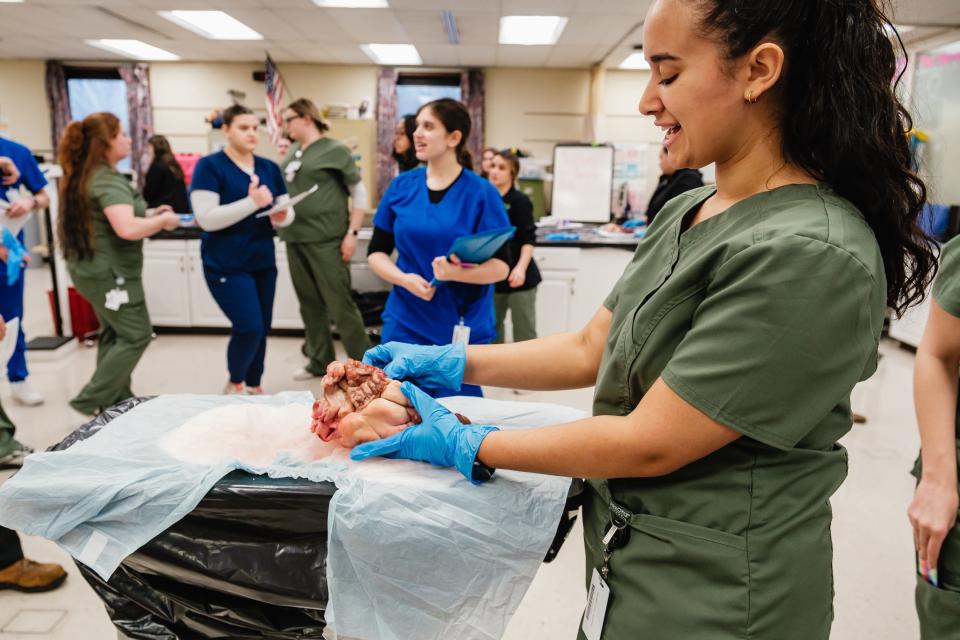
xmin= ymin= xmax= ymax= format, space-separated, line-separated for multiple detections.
xmin=355 ymin=0 xmax=938 ymax=638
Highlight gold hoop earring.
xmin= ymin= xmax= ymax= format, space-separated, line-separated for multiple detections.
xmin=745 ymin=90 xmax=759 ymax=104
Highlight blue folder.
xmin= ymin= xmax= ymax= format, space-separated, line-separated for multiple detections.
xmin=430 ymin=225 xmax=516 ymax=287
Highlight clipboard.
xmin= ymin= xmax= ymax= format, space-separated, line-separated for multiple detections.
xmin=255 ymin=184 xmax=318 ymax=218
xmin=430 ymin=225 xmax=516 ymax=286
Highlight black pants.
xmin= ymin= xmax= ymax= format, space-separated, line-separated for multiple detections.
xmin=0 ymin=525 xmax=23 ymax=568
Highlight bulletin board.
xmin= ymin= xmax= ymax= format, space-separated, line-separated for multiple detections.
xmin=550 ymin=144 xmax=615 ymax=223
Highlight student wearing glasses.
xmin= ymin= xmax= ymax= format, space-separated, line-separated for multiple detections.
xmin=280 ymin=98 xmax=371 ymax=381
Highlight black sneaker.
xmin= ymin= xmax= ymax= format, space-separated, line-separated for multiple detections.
xmin=0 ymin=443 xmax=35 ymax=470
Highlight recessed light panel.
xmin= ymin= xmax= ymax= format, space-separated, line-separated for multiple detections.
xmin=159 ymin=11 xmax=263 ymax=40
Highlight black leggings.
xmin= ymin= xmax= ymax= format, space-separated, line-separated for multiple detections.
xmin=0 ymin=526 xmax=23 ymax=568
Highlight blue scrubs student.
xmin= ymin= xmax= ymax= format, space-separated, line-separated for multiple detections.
xmin=189 ymin=106 xmax=293 ymax=394
xmin=0 ymin=137 xmax=50 ymax=406
xmin=367 ymin=99 xmax=510 ymax=397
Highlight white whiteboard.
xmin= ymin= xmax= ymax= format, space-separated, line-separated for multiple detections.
xmin=551 ymin=144 xmax=614 ymax=222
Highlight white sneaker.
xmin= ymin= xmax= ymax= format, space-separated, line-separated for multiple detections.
xmin=292 ymin=368 xmax=319 ymax=381
xmin=11 ymin=381 xmax=44 ymax=406
xmin=245 ymin=386 xmax=264 ymax=395
xmin=223 ymin=381 xmax=245 ymax=395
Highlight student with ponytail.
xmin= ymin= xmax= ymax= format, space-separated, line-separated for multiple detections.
xmin=57 ymin=112 xmax=180 ymax=416
xmin=366 ymin=98 xmax=510 ymax=397
xmin=357 ymin=1 xmax=937 ymax=637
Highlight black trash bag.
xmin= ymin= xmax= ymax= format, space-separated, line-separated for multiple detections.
xmin=51 ymin=397 xmax=582 ymax=639
xmin=51 ymin=397 xmax=335 ymax=639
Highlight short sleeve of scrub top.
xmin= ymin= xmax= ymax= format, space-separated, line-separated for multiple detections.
xmin=660 ymin=234 xmax=882 ymax=450
xmin=92 ymin=170 xmax=139 ymax=209
xmin=934 ymin=236 xmax=960 ymax=317
xmin=0 ymin=138 xmax=47 ymax=195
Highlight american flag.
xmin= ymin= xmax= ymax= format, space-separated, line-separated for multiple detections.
xmin=264 ymin=53 xmax=286 ymax=145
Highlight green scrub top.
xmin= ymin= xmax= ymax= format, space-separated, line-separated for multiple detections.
xmin=68 ymin=164 xmax=146 ymax=280
xmin=279 ymin=137 xmax=361 ymax=244
xmin=583 ymin=183 xmax=886 ymax=640
xmin=914 ymin=234 xmax=960 ymax=482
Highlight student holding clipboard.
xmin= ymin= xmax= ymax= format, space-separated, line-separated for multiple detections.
xmin=189 ymin=105 xmax=294 ymax=395
xmin=367 ymin=99 xmax=510 ymax=397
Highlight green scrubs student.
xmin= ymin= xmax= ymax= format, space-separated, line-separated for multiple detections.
xmin=281 ymin=98 xmax=371 ymax=379
xmin=353 ymin=1 xmax=938 ymax=638
xmin=56 ymin=112 xmax=180 ymax=416
xmin=910 ymin=234 xmax=960 ymax=638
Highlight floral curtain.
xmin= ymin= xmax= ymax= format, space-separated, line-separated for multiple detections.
xmin=44 ymin=61 xmax=72 ymax=159
xmin=375 ymin=67 xmax=399 ymax=203
xmin=460 ymin=69 xmax=485 ymax=173
xmin=118 ymin=63 xmax=154 ymax=187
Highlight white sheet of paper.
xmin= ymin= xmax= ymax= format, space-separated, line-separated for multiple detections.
xmin=1 ymin=189 xmax=32 ymax=235
xmin=254 ymin=184 xmax=318 ymax=218
xmin=0 ymin=317 xmax=19 ymax=370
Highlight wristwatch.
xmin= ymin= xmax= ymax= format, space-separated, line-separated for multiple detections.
xmin=348 ymin=228 xmax=360 ymax=236
xmin=471 ymin=458 xmax=496 ymax=483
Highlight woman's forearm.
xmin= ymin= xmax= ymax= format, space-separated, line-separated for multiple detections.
xmin=191 ymin=190 xmax=259 ymax=231
xmin=914 ymin=350 xmax=960 ymax=486
xmin=368 ymin=251 xmax=408 ymax=286
xmin=516 ymin=244 xmax=534 ymax=270
xmin=449 ymin=258 xmax=509 ymax=284
xmin=464 ymin=306 xmax=610 ymax=390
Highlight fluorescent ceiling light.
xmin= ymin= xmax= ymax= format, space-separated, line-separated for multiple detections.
xmin=619 ymin=52 xmax=650 ymax=70
xmin=86 ymin=39 xmax=180 ymax=61
xmin=499 ymin=15 xmax=568 ymax=46
xmin=361 ymin=43 xmax=422 ymax=65
xmin=313 ymin=0 xmax=389 ymax=6
xmin=159 ymin=10 xmax=262 ymax=40
xmin=0 ymin=0 xmax=25 ymax=4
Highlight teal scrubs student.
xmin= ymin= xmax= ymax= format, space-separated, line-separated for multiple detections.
xmin=371 ymin=167 xmax=509 ymax=396
xmin=367 ymin=99 xmax=510 ymax=398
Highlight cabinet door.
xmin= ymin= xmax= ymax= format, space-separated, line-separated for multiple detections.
xmin=185 ymin=242 xmax=230 ymax=328
xmin=889 ymin=289 xmax=932 ymax=348
xmin=142 ymin=240 xmax=192 ymax=327
xmin=535 ymin=273 xmax=575 ymax=337
xmin=273 ymin=243 xmax=304 ymax=330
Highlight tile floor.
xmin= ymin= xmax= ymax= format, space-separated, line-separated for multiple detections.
xmin=0 ymin=269 xmax=928 ymax=639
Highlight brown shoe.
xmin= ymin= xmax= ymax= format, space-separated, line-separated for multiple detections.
xmin=0 ymin=559 xmax=67 ymax=593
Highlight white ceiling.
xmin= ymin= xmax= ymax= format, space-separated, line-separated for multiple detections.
xmin=0 ymin=0 xmax=957 ymax=68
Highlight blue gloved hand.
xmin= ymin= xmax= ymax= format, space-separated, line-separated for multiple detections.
xmin=362 ymin=341 xmax=467 ymax=394
xmin=350 ymin=381 xmax=499 ymax=484
xmin=1 ymin=228 xmax=26 ymax=286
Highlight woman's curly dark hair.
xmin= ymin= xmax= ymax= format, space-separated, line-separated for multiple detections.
xmin=693 ymin=0 xmax=937 ymax=316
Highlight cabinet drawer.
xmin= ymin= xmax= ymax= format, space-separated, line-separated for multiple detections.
xmin=533 ymin=247 xmax=580 ymax=271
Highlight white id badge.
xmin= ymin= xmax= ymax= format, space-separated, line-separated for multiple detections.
xmin=105 ymin=288 xmax=126 ymax=311
xmin=452 ymin=321 xmax=471 ymax=345
xmin=582 ymin=568 xmax=611 ymax=640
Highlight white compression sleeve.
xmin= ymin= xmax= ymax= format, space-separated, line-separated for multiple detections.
xmin=191 ymin=190 xmax=259 ymax=232
xmin=349 ymin=180 xmax=368 ymax=212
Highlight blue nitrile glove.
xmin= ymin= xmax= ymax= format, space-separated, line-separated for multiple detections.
xmin=362 ymin=341 xmax=466 ymax=394
xmin=350 ymin=382 xmax=499 ymax=484
xmin=2 ymin=228 xmax=26 ymax=286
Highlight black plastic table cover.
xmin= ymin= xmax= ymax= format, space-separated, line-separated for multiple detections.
xmin=51 ymin=396 xmax=581 ymax=640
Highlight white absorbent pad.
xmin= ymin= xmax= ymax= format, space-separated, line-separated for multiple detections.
xmin=0 ymin=393 xmax=583 ymax=640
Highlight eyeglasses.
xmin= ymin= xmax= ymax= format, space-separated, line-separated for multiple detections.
xmin=284 ymin=114 xmax=301 ymax=125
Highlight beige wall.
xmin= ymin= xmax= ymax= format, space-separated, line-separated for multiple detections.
xmin=149 ymin=61 xmax=378 ymax=157
xmin=0 ymin=59 xmax=656 ymax=180
xmin=0 ymin=60 xmax=53 ymax=157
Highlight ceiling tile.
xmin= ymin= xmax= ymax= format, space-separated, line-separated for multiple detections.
xmin=495 ymin=44 xmax=550 ymax=67
xmin=323 ymin=7 xmax=411 ymax=42
xmin=416 ymin=43 xmax=460 ymax=65
xmin=502 ymin=0 xmax=578 ymax=13
xmin=388 ymin=0 xmax=501 ymax=12
xmin=558 ymin=14 xmax=640 ymax=47
xmin=394 ymin=10 xmax=450 ymax=45
xmin=456 ymin=44 xmax=497 ymax=67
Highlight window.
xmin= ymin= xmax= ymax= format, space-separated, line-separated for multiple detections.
xmin=396 ymin=73 xmax=462 ymax=118
xmin=66 ymin=68 xmax=131 ymax=173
